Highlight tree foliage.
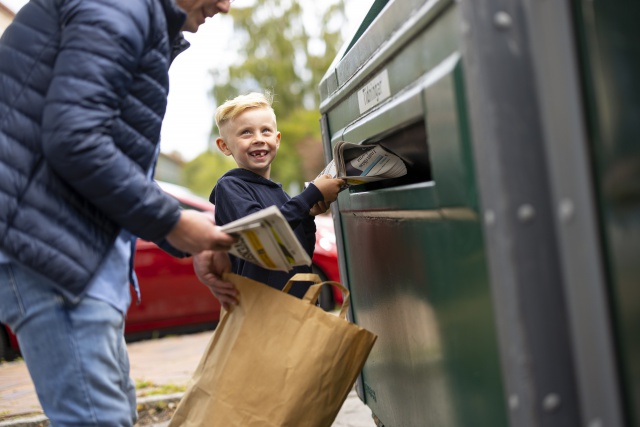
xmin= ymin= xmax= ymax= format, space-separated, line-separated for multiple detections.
xmin=183 ymin=151 xmax=237 ymax=198
xmin=212 ymin=0 xmax=346 ymax=113
xmin=184 ymin=0 xmax=349 ymax=193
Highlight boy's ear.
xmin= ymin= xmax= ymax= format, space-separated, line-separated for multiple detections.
xmin=216 ymin=137 xmax=232 ymax=156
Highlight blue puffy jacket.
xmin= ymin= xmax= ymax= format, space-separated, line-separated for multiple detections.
xmin=0 ymin=0 xmax=188 ymax=301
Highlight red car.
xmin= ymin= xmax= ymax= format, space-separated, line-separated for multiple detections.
xmin=311 ymin=213 xmax=343 ymax=309
xmin=0 ymin=182 xmax=341 ymax=360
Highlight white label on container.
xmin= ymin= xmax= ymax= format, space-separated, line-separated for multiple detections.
xmin=357 ymin=69 xmax=391 ymax=114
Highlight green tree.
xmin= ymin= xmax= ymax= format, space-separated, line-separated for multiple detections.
xmin=183 ymin=150 xmax=237 ymax=198
xmin=213 ymin=1 xmax=346 ymax=112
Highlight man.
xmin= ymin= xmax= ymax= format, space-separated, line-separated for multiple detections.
xmin=0 ymin=0 xmax=236 ymax=425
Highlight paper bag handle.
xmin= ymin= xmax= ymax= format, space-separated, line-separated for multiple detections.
xmin=303 ymin=281 xmax=351 ymax=319
xmin=281 ymin=273 xmax=351 ymax=319
xmin=281 ymin=273 xmax=322 ymax=294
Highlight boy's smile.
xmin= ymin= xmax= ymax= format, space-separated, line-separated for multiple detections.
xmin=216 ymin=107 xmax=281 ymax=179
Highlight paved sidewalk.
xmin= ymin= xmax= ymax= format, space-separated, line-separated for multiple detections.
xmin=0 ymin=332 xmax=210 ymax=421
xmin=0 ymin=330 xmax=376 ymax=426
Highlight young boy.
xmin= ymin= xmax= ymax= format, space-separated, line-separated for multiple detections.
xmin=210 ymin=92 xmax=345 ymax=297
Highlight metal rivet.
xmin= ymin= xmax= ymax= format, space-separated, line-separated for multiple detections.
xmin=517 ymin=204 xmax=535 ymax=222
xmin=543 ymin=393 xmax=561 ymax=412
xmin=494 ymin=12 xmax=512 ymax=29
xmin=509 ymin=394 xmax=519 ymax=409
xmin=484 ymin=210 xmax=496 ymax=226
xmin=559 ymin=199 xmax=574 ymax=222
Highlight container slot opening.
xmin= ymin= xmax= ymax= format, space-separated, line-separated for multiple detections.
xmin=348 ymin=120 xmax=431 ymax=192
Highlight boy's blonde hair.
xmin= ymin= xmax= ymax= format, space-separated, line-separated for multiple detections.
xmin=215 ymin=91 xmax=275 ymax=132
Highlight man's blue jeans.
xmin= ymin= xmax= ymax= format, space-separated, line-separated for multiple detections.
xmin=0 ymin=262 xmax=137 ymax=426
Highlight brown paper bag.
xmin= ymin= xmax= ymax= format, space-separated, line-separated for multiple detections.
xmin=168 ymin=272 xmax=377 ymax=427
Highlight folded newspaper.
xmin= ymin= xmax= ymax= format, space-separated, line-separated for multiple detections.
xmin=221 ymin=205 xmax=311 ymax=272
xmin=317 ymin=141 xmax=407 ymax=185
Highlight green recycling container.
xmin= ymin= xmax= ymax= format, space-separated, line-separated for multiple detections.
xmin=319 ymin=0 xmax=638 ymax=426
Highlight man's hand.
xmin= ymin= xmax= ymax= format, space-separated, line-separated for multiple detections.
xmin=165 ymin=210 xmax=236 ymax=255
xmin=193 ymin=250 xmax=238 ymax=310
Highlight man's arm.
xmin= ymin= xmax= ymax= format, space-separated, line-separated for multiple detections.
xmin=42 ymin=0 xmax=177 ymax=242
xmin=40 ymin=0 xmax=235 ymax=254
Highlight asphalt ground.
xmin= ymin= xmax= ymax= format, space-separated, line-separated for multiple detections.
xmin=0 ymin=330 xmax=376 ymax=427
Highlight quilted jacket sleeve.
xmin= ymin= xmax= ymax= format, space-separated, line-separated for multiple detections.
xmin=41 ymin=0 xmax=180 ymax=242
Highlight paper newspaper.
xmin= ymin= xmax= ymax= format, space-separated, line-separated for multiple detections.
xmin=317 ymin=142 xmax=407 ymax=185
xmin=221 ymin=205 xmax=311 ymax=272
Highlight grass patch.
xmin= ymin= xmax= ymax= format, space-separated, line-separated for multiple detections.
xmin=135 ymin=379 xmax=186 ymax=397
xmin=144 ymin=384 xmax=186 ymax=396
xmin=135 ymin=379 xmax=156 ymax=389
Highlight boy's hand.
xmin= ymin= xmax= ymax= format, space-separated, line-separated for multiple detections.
xmin=313 ymin=175 xmax=345 ymax=203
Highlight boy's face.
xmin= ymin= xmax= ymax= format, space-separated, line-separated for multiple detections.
xmin=176 ymin=0 xmax=231 ymax=33
xmin=216 ymin=107 xmax=281 ymax=179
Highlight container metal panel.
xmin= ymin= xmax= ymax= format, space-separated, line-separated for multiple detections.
xmin=424 ymin=61 xmax=477 ymax=208
xmin=574 ymin=0 xmax=640 ymax=424
xmin=340 ymin=210 xmax=506 ymax=427
xmin=323 ymin=2 xmax=458 ymax=144
xmin=319 ymin=0 xmax=636 ymax=425
xmin=322 ymin=4 xmax=508 ymax=425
